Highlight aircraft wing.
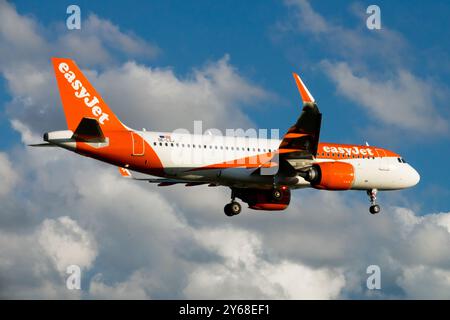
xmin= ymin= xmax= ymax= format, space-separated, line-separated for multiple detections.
xmin=276 ymin=73 xmax=322 ymax=169
xmin=118 ymin=167 xmax=211 ymax=186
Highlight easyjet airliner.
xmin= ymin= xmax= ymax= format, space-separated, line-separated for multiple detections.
xmin=31 ymin=58 xmax=420 ymax=216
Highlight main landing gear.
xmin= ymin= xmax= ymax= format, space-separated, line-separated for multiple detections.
xmin=367 ymin=189 xmax=381 ymax=214
xmin=224 ymin=189 xmax=241 ymax=217
xmin=224 ymin=187 xmax=286 ymax=217
xmin=224 ymin=202 xmax=241 ymax=216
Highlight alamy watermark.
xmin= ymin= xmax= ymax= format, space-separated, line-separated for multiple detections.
xmin=366 ymin=264 xmax=381 ymax=290
xmin=366 ymin=5 xmax=381 ymax=30
xmin=66 ymin=5 xmax=81 ymax=30
xmin=66 ymin=264 xmax=81 ymax=290
xmin=154 ymin=122 xmax=282 ymax=175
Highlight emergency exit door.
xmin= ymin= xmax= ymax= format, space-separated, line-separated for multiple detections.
xmin=131 ymin=132 xmax=145 ymax=156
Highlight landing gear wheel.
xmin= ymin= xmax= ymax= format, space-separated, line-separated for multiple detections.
xmin=224 ymin=201 xmax=241 ymax=216
xmin=369 ymin=204 xmax=381 ymax=215
xmin=272 ymin=189 xmax=283 ymax=201
xmin=366 ymin=189 xmax=381 ymax=215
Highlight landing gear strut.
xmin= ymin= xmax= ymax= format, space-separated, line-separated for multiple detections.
xmin=224 ymin=189 xmax=241 ymax=217
xmin=367 ymin=189 xmax=381 ymax=214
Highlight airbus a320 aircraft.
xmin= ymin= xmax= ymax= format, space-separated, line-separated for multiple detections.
xmin=32 ymin=58 xmax=420 ymax=216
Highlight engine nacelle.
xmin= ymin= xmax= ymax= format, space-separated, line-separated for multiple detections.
xmin=234 ymin=188 xmax=291 ymax=211
xmin=305 ymin=162 xmax=355 ymax=190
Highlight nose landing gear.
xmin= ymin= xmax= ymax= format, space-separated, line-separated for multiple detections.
xmin=367 ymin=189 xmax=381 ymax=214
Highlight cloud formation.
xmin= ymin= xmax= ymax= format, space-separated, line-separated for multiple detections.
xmin=279 ymin=0 xmax=448 ymax=136
xmin=322 ymin=61 xmax=448 ymax=133
xmin=0 ymin=0 xmax=450 ymax=300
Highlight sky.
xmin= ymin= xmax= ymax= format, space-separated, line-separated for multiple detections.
xmin=0 ymin=0 xmax=449 ymax=299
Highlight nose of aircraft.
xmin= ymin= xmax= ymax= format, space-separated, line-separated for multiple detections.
xmin=407 ymin=165 xmax=420 ymax=187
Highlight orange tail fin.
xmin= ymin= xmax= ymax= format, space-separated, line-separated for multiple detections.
xmin=52 ymin=57 xmax=126 ymax=132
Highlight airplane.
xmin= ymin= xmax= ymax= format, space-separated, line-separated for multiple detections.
xmin=31 ymin=58 xmax=420 ymax=216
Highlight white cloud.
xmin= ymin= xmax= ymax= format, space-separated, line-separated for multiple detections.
xmin=55 ymin=14 xmax=160 ymax=67
xmin=283 ymin=0 xmax=408 ymax=65
xmin=398 ymin=266 xmax=450 ymax=299
xmin=91 ymin=55 xmax=268 ymax=132
xmin=2 ymin=136 xmax=450 ymax=299
xmin=184 ymin=228 xmax=345 ymax=299
xmin=0 ymin=0 xmax=47 ymax=67
xmin=0 ymin=152 xmax=17 ymax=196
xmin=284 ymin=0 xmax=329 ymax=34
xmin=321 ymin=61 xmax=448 ymax=133
xmin=89 ymin=271 xmax=150 ymax=299
xmin=0 ymin=217 xmax=94 ymax=299
xmin=37 ymin=216 xmax=98 ymax=272
xmin=279 ymin=0 xmax=448 ymax=136
xmin=0 ymin=0 xmax=269 ymax=136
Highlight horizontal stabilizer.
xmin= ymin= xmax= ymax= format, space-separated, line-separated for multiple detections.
xmin=28 ymin=143 xmax=57 ymax=147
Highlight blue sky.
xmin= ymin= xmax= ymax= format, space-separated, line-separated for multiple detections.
xmin=1 ymin=0 xmax=450 ymax=299
xmin=4 ymin=0 xmax=449 ymax=213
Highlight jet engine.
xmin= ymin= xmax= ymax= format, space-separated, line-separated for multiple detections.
xmin=304 ymin=162 xmax=355 ymax=190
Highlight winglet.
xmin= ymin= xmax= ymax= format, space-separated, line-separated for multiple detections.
xmin=118 ymin=167 xmax=132 ymax=178
xmin=292 ymin=72 xmax=315 ymax=103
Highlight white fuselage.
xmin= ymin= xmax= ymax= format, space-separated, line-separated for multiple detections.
xmin=131 ymin=131 xmax=420 ymax=191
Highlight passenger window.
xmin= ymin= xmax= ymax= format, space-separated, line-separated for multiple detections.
xmin=153 ymin=142 xmax=156 ymax=146
xmin=165 ymin=143 xmax=168 ymax=146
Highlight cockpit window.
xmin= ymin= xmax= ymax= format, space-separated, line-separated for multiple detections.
xmin=398 ymin=157 xmax=407 ymax=163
